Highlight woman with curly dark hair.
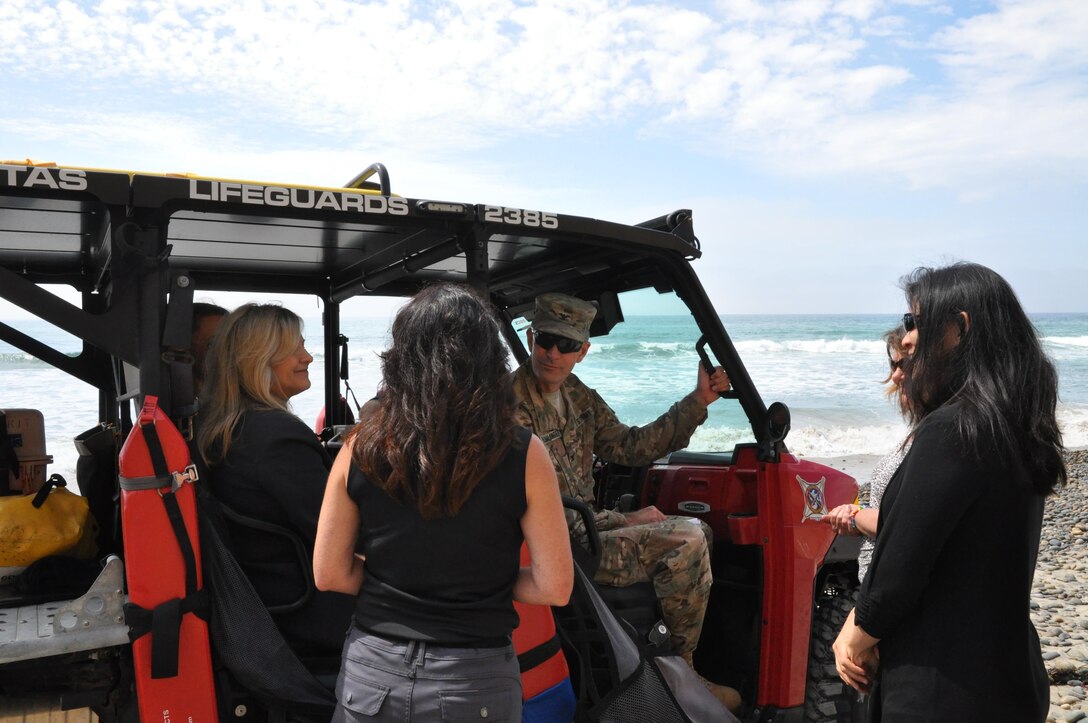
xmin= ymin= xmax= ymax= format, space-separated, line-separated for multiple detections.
xmin=833 ymin=262 xmax=1065 ymax=722
xmin=314 ymin=283 xmax=572 ymax=723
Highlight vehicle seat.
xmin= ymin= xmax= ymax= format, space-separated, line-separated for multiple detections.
xmin=596 ymin=583 xmax=663 ymax=646
xmin=563 ymin=497 xmax=670 ymax=650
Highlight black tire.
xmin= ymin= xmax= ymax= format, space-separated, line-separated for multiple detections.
xmin=802 ymin=576 xmax=866 ymax=723
xmin=91 ymin=649 xmax=140 ymax=723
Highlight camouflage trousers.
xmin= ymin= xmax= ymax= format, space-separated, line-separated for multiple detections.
xmin=593 ymin=516 xmax=713 ymax=656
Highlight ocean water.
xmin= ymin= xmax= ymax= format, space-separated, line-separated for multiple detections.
xmin=3 ymin=313 xmax=1087 ymax=482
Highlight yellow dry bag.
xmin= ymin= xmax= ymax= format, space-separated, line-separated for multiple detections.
xmin=0 ymin=475 xmax=98 ymax=585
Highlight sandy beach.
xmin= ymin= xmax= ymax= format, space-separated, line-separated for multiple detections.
xmin=806 ymin=454 xmax=883 ymax=488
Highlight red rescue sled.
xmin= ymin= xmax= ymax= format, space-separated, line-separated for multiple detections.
xmin=512 ymin=542 xmax=576 ymax=721
xmin=119 ymin=395 xmax=218 ymax=723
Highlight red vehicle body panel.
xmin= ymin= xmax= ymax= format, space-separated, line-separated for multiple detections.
xmin=643 ymin=445 xmax=857 ymax=709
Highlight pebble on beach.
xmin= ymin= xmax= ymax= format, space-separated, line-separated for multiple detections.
xmin=1037 ymin=450 xmax=1088 ymax=723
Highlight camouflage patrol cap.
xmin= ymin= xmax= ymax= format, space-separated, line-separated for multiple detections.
xmin=532 ymin=293 xmax=597 ymax=343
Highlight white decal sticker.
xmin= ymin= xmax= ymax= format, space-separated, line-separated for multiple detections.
xmin=188 ymin=179 xmax=409 ymax=216
xmin=0 ymin=165 xmax=88 ymax=191
xmin=482 ymin=205 xmax=558 ymax=229
xmin=796 ymin=474 xmax=828 ymax=523
xmin=59 ymin=168 xmax=89 ymax=190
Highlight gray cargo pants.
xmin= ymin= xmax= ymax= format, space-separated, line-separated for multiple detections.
xmin=333 ymin=628 xmax=523 ymax=722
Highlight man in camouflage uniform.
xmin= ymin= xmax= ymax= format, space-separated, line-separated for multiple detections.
xmin=511 ymin=292 xmax=740 ymax=712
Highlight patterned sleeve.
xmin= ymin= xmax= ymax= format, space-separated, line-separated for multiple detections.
xmin=590 ymin=388 xmax=708 ymax=467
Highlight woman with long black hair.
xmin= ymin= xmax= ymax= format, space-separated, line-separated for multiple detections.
xmin=833 ymin=262 xmax=1065 ymax=722
xmin=313 ymin=283 xmax=572 ymax=723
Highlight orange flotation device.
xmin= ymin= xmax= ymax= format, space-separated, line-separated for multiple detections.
xmin=512 ymin=542 xmax=571 ymax=700
xmin=119 ymin=395 xmax=218 ymax=722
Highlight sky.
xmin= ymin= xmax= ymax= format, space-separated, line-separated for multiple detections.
xmin=1 ymin=0 xmax=1086 ymax=315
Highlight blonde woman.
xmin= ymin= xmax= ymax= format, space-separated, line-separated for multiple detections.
xmin=197 ymin=303 xmax=353 ymax=654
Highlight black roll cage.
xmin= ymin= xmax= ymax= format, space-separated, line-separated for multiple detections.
xmin=0 ymin=163 xmax=770 ymax=446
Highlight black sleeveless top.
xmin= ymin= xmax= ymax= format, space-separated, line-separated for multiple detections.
xmin=346 ymin=426 xmax=530 ymax=644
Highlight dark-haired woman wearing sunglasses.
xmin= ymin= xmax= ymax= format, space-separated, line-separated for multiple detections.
xmin=833 ymin=263 xmax=1065 ymax=722
xmin=826 ymin=325 xmax=911 ymax=584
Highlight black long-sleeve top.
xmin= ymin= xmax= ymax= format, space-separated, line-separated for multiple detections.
xmin=855 ymin=402 xmax=1048 ymax=722
xmin=208 ymin=408 xmax=354 ymax=653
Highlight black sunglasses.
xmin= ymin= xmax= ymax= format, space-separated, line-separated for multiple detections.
xmin=902 ymin=313 xmax=920 ymax=332
xmin=889 ymin=357 xmax=904 ymax=372
xmin=533 ymin=330 xmax=583 ymax=354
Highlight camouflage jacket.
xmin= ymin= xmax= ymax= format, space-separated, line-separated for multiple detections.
xmin=511 ymin=361 xmax=708 ymax=533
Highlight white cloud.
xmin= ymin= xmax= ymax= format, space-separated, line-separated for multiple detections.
xmin=804 ymin=81 xmax=1088 ymax=197
xmin=1 ymin=0 xmax=1085 ymax=196
xmin=695 ymin=0 xmax=1088 ymax=194
xmin=936 ymin=0 xmax=1088 ymax=81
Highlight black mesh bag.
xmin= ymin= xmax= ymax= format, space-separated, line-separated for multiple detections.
xmin=559 ymin=496 xmax=739 ymax=723
xmin=196 ymin=486 xmax=337 ymax=719
xmin=558 ymin=565 xmax=737 ymax=723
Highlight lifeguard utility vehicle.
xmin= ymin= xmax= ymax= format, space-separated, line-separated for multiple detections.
xmin=0 ymin=161 xmax=862 ymax=722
